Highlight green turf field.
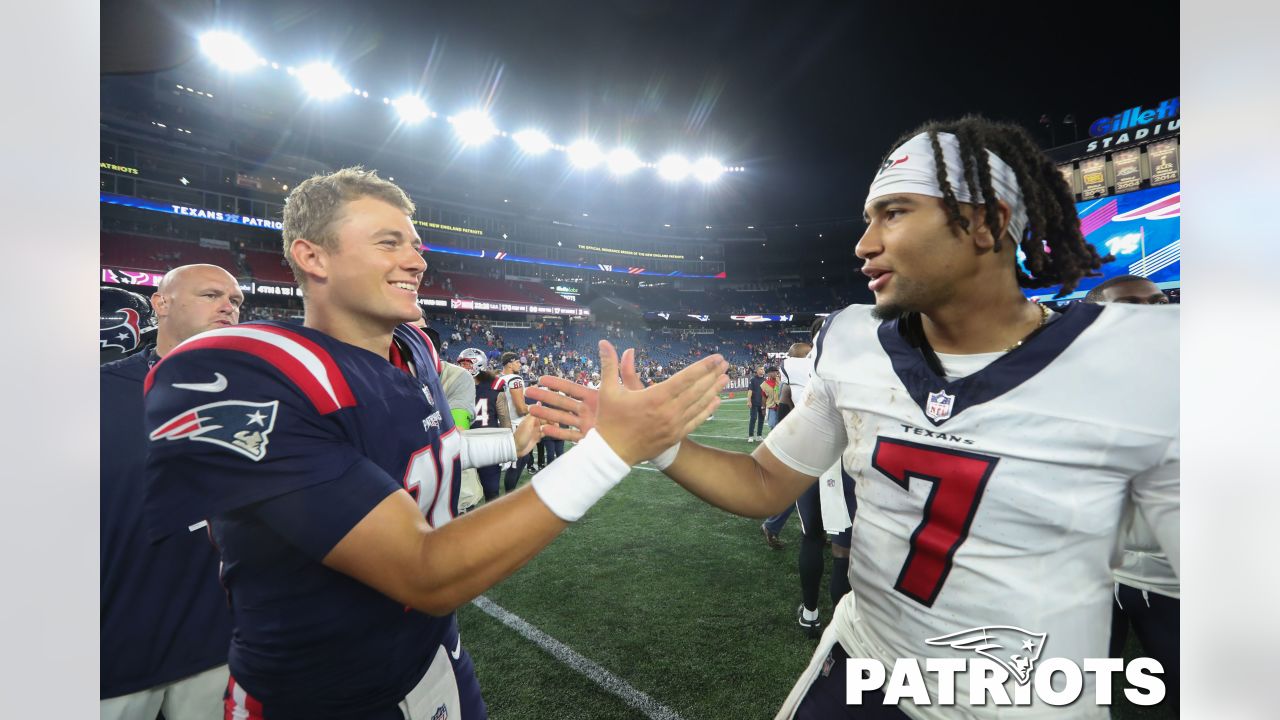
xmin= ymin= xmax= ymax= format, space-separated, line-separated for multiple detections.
xmin=458 ymin=397 xmax=1174 ymax=719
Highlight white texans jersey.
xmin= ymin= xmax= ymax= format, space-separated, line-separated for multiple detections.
xmin=1113 ymin=507 xmax=1179 ymax=598
xmin=765 ymin=303 xmax=1178 ymax=719
xmin=499 ymin=373 xmax=527 ymax=426
xmin=781 ymin=354 xmax=814 ymax=400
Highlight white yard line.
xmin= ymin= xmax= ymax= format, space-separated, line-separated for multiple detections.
xmin=470 ymin=596 xmax=690 ymax=720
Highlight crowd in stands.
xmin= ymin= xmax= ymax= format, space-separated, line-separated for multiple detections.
xmin=416 ymin=315 xmax=794 ymax=386
xmin=593 ymin=282 xmax=861 ymax=314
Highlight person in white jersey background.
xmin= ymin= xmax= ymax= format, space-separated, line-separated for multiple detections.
xmin=1084 ymin=274 xmax=1179 ymax=713
xmin=572 ymin=116 xmax=1179 ymax=719
xmin=498 ymin=351 xmax=534 ymax=494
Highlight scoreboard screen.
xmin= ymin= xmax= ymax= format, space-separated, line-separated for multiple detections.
xmin=1024 ymin=182 xmax=1180 ymax=300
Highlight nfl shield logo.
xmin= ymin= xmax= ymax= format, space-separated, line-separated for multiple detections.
xmin=926 ymin=389 xmax=955 ymax=421
xmin=422 ymin=384 xmax=435 ymax=407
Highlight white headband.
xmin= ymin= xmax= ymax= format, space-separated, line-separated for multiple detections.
xmin=866 ymin=132 xmax=1028 ymax=244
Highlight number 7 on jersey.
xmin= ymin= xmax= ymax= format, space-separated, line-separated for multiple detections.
xmin=871 ymin=437 xmax=999 ymax=607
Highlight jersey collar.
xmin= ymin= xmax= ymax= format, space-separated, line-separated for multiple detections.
xmin=877 ymin=302 xmax=1103 ymax=425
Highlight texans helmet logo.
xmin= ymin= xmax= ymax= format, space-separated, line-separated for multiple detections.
xmin=925 ymin=626 xmax=1047 ymax=685
xmin=150 ymin=399 xmax=280 ymax=461
xmin=101 ymin=308 xmax=142 ymax=352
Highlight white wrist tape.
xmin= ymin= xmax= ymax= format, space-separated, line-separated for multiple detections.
xmin=531 ymin=429 xmax=630 ymax=522
xmin=649 ymin=442 xmax=681 ymax=471
xmin=458 ymin=428 xmax=517 ymax=469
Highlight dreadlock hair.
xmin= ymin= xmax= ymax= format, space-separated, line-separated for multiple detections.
xmin=880 ymin=115 xmax=1112 ymax=297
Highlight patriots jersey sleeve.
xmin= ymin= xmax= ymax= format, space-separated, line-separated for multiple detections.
xmin=143 ymin=335 xmax=376 ymax=541
xmin=505 ymin=376 xmax=525 ymax=391
xmin=1130 ymin=436 xmax=1179 ymax=577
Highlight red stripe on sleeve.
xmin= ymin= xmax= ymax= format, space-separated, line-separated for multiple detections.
xmin=147 ymin=335 xmax=348 ymax=414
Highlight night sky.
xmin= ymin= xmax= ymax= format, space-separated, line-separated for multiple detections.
xmin=107 ymin=0 xmax=1179 ymax=263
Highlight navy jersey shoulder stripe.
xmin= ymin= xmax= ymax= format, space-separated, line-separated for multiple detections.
xmin=401 ymin=323 xmax=442 ymax=374
xmin=144 ymin=323 xmax=357 ymax=415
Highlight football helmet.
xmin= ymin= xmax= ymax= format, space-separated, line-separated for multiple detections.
xmin=456 ymin=347 xmax=488 ymax=376
xmin=100 ymin=286 xmax=157 ymax=363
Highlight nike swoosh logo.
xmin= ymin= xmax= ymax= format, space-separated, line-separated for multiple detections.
xmin=173 ymin=373 xmax=228 ymax=393
xmin=451 ymin=635 xmax=461 ymax=660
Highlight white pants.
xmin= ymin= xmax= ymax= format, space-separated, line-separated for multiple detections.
xmin=101 ymin=664 xmax=229 ymax=720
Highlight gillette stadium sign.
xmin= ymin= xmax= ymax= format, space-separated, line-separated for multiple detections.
xmin=1080 ymin=97 xmax=1180 ymax=153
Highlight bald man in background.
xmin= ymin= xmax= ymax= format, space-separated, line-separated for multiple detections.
xmin=102 ymin=264 xmax=244 ymax=719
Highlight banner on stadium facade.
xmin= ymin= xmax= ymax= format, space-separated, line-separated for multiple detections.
xmin=421 ymin=242 xmax=726 ymax=280
xmin=101 ymin=267 xmax=165 ymax=287
xmin=1078 ymin=156 xmax=1108 ymax=200
xmin=450 ymin=298 xmax=590 ymax=316
xmin=1147 ymin=139 xmax=1179 ymax=186
xmin=101 ymin=190 xmax=725 ymax=279
xmin=1048 ymin=98 xmax=1179 ymax=161
xmin=101 ymin=192 xmax=284 ymax=231
xmin=413 ymin=219 xmax=484 ymax=236
xmin=1111 ymin=148 xmax=1142 ymax=194
xmin=100 ymin=161 xmax=139 ymax=176
xmin=576 ymin=243 xmax=685 ymax=260
xmin=644 ymin=312 xmax=799 ymax=323
xmin=100 ymin=264 xmax=570 ymax=312
xmin=1056 ymin=164 xmax=1077 ymax=194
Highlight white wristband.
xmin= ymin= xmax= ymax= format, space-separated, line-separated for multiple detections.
xmin=458 ymin=428 xmax=517 ymax=469
xmin=649 ymin=442 xmax=681 ymax=471
xmin=531 ymin=429 xmax=630 ymax=522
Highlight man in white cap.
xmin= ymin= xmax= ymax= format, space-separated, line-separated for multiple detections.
xmin=544 ymin=117 xmax=1179 ymax=718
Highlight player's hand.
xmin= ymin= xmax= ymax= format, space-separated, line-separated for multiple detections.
xmin=594 ymin=340 xmax=728 ymax=466
xmin=526 ymin=378 xmax=599 ymax=441
xmin=512 ymin=414 xmax=545 ymax=456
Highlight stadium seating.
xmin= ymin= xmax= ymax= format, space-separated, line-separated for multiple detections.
xmin=101 ymin=232 xmax=236 ymax=271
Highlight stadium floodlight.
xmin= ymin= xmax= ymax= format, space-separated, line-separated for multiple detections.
xmin=296 ymin=62 xmax=350 ymax=99
xmin=451 ymin=110 xmax=498 ymax=146
xmin=607 ymin=148 xmax=641 ymax=176
xmin=200 ymin=31 xmax=261 ymax=72
xmin=513 ymin=129 xmax=552 ymax=155
xmin=657 ymin=154 xmax=691 ymax=181
xmin=694 ymin=157 xmax=724 ymax=183
xmin=567 ymin=140 xmax=604 ymax=169
xmin=393 ymin=95 xmax=431 ymax=124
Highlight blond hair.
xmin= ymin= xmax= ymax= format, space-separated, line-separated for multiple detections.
xmin=281 ymin=167 xmax=415 ymax=285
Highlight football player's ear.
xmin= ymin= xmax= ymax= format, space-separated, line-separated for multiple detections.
xmin=290 ymin=238 xmax=329 ymax=281
xmin=972 ymin=201 xmax=1012 ymax=252
xmin=150 ymin=290 xmax=169 ymax=320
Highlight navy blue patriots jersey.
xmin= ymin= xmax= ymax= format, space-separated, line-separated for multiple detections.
xmin=472 ymin=376 xmax=505 ymax=429
xmin=143 ymin=321 xmax=466 ymax=719
xmin=101 ymin=349 xmax=233 ymax=699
